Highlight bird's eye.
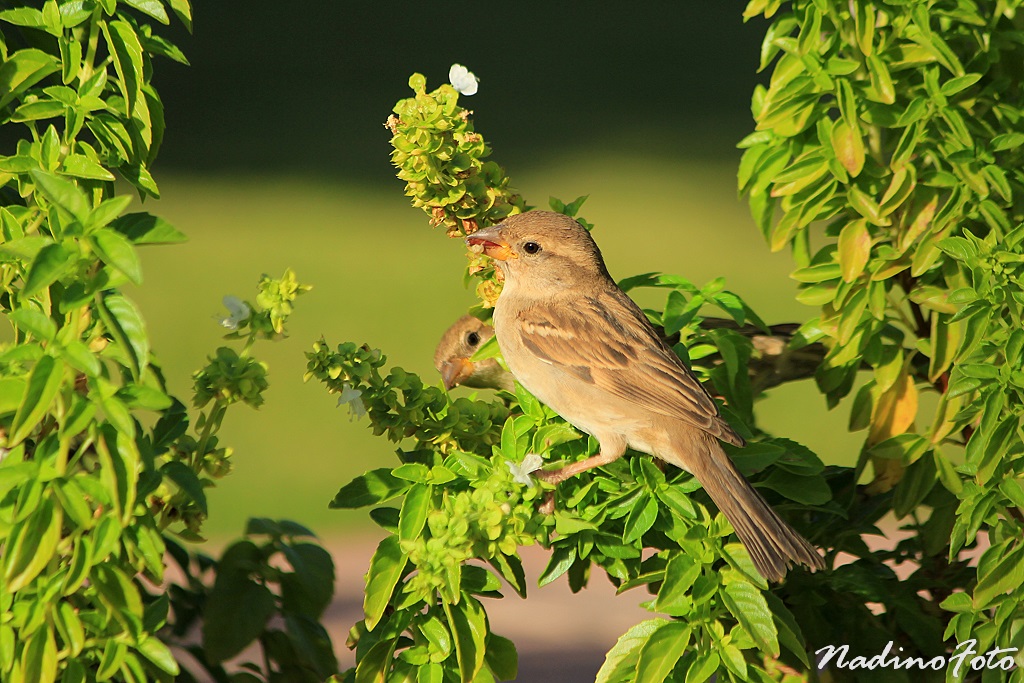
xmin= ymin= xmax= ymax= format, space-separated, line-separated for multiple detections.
xmin=466 ymin=332 xmax=480 ymax=347
xmin=523 ymin=241 xmax=541 ymax=255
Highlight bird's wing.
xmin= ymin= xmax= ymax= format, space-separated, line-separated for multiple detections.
xmin=516 ymin=289 xmax=745 ymax=446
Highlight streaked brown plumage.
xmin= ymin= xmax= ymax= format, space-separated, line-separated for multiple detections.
xmin=466 ymin=210 xmax=823 ymax=582
xmin=433 ymin=315 xmax=515 ymax=392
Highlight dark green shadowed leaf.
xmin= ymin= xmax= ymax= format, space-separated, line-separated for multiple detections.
xmin=331 ymin=468 xmax=410 ymax=508
xmin=202 ymin=541 xmax=277 ymax=662
xmin=110 ymin=212 xmax=187 ymax=244
xmin=484 ymin=633 xmax=518 ymax=681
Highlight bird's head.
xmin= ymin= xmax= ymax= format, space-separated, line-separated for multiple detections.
xmin=433 ymin=315 xmax=513 ymax=391
xmin=466 ymin=211 xmax=610 ymax=293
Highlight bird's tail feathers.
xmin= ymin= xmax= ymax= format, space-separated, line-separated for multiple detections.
xmin=688 ymin=436 xmax=824 ymax=583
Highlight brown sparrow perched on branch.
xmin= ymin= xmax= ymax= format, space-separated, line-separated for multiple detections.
xmin=434 ymin=315 xmax=514 ymax=392
xmin=466 ymin=211 xmax=823 ymax=581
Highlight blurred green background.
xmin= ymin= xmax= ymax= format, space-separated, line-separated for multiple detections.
xmin=133 ymin=2 xmax=863 ymax=538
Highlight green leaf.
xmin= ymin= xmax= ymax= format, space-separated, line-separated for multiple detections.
xmin=12 ymin=99 xmax=66 ymax=122
xmin=0 ymin=49 xmax=60 ymax=109
xmin=135 ymin=636 xmax=179 ymax=676
xmin=87 ymin=196 xmax=133 ymax=230
xmin=866 ymin=55 xmax=894 ymax=103
xmin=973 ymin=543 xmax=1024 ymax=609
xmin=122 ymin=0 xmax=170 ymax=23
xmin=655 ymin=554 xmax=702 ymax=615
xmin=62 ymin=154 xmax=116 ymax=181
xmin=893 ymin=454 xmax=937 ymax=517
xmin=0 ymin=8 xmax=45 ymax=28
xmin=940 ymin=73 xmax=982 ymax=96
xmin=281 ymin=543 xmax=336 ymax=619
xmin=623 ymin=493 xmax=658 ymax=543
xmin=24 ymin=243 xmax=73 ymax=296
xmin=168 ymin=0 xmax=192 ymax=30
xmin=8 ymin=307 xmax=57 ymax=341
xmin=635 ymin=621 xmax=690 ymax=683
xmin=936 ymin=236 xmax=976 ymax=262
xmin=538 ymin=544 xmax=576 ymax=587
xmin=364 ymin=535 xmax=407 ymax=631
xmin=95 ymin=425 xmax=140 ymax=524
xmin=684 ymin=650 xmax=720 ymax=683
xmin=838 ymin=219 xmax=871 ymax=282
xmin=21 ymin=625 xmax=57 ymax=683
xmin=488 ymin=552 xmax=527 ymax=598
xmin=109 ymin=212 xmax=187 ymax=244
xmin=9 ymin=355 xmax=64 ymax=445
xmin=331 ymin=468 xmax=410 ymax=508
xmin=444 ymin=595 xmax=488 ymax=683
xmin=399 ymin=484 xmax=431 ymax=541
xmin=595 ymin=619 xmax=667 ymax=683
xmin=765 ymin=592 xmax=810 ymax=667
xmin=4 ymin=495 xmax=62 ymax=592
xmin=92 ymin=228 xmax=143 ymax=284
xmin=999 ymin=480 xmax=1024 ymax=509
xmin=830 ymin=119 xmax=864 ymax=177
xmin=54 ymin=601 xmax=85 ymax=658
xmin=202 ymin=541 xmax=276 ymax=661
xmin=161 ymin=461 xmax=207 ymax=514
xmin=60 ymin=341 xmax=102 ymax=378
xmin=655 ymin=484 xmax=697 ymax=520
xmin=722 ymin=579 xmax=779 ymax=655
xmin=97 ymin=293 xmax=148 ymax=380
xmin=30 ymin=169 xmax=90 ymax=222
xmin=484 ymin=634 xmax=517 ymax=681
xmin=759 ymin=469 xmax=831 ymax=505
xmin=102 ymin=20 xmax=145 ymax=114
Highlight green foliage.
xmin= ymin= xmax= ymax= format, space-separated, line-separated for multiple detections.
xmin=331 ymin=5 xmax=1024 ymax=675
xmin=165 ymin=519 xmax=338 ymax=683
xmin=739 ymin=0 xmax=1024 ymax=679
xmin=0 ymin=4 xmax=333 ymax=682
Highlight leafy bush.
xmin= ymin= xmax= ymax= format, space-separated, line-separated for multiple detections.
xmin=319 ymin=1 xmax=1024 ymax=681
xmin=0 ymin=3 xmax=334 ymax=682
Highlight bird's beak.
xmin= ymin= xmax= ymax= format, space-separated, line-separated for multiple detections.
xmin=466 ymin=225 xmax=517 ymax=261
xmin=440 ymin=357 xmax=476 ymax=390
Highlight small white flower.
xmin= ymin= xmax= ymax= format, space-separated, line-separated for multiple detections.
xmin=337 ymin=383 xmax=366 ymax=420
xmin=506 ymin=453 xmax=544 ymax=486
xmin=218 ymin=295 xmax=250 ymax=330
xmin=449 ymin=63 xmax=479 ymax=96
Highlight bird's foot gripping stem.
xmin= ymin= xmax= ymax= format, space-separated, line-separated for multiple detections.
xmin=534 ymin=451 xmax=621 ymax=484
xmin=534 ymin=451 xmax=622 ymax=514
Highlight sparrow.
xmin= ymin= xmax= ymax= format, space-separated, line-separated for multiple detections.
xmin=434 ymin=315 xmax=515 ymax=392
xmin=466 ymin=211 xmax=823 ymax=581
